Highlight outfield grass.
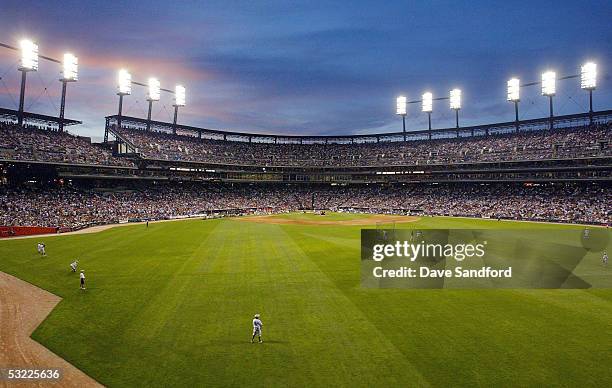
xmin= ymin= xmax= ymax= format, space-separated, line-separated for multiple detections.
xmin=0 ymin=214 xmax=611 ymax=387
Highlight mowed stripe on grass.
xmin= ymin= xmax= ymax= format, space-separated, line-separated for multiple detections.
xmin=0 ymin=214 xmax=610 ymax=387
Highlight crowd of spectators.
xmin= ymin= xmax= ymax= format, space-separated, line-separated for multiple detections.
xmin=116 ymin=123 xmax=611 ymax=167
xmin=320 ymin=184 xmax=610 ymax=224
xmin=1 ymin=121 xmax=608 ymax=169
xmin=0 ymin=182 xmax=608 ymax=229
xmin=0 ymin=122 xmax=134 ymax=167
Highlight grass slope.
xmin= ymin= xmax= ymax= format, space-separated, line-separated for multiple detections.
xmin=0 ymin=214 xmax=611 ymax=387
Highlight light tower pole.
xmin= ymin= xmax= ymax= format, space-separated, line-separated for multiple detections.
xmin=59 ymin=53 xmax=78 ymax=132
xmin=581 ymin=62 xmax=597 ymax=125
xmin=172 ymin=85 xmax=186 ymax=135
xmin=450 ymin=89 xmax=461 ymax=137
xmin=146 ymin=100 xmax=153 ymax=131
xmin=146 ymin=77 xmax=160 ymax=132
xmin=548 ymin=95 xmax=554 ymax=129
xmin=396 ymin=96 xmax=407 ymax=141
xmin=109 ymin=69 xmax=132 ymax=143
xmin=542 ymin=71 xmax=556 ymax=130
xmin=17 ymin=40 xmax=39 ymax=126
xmin=422 ymin=92 xmax=433 ymax=140
xmin=507 ymin=78 xmax=520 ymax=132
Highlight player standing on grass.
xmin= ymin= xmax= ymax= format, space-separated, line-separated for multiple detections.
xmin=251 ymin=314 xmax=263 ymax=343
xmin=604 ymin=251 xmax=608 ymax=266
xmin=80 ymin=270 xmax=86 ymax=290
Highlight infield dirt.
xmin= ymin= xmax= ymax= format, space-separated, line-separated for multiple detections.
xmin=0 ymin=272 xmax=102 ymax=388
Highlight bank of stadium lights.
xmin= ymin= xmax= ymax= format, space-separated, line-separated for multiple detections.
xmin=396 ymin=96 xmax=407 ymax=133
xmin=58 ymin=53 xmax=79 ymax=132
xmin=172 ymin=85 xmax=186 ymax=134
xmin=175 ymin=85 xmax=186 ymax=107
xmin=118 ymin=69 xmax=132 ymax=95
xmin=62 ymin=53 xmax=78 ymax=81
xmin=581 ymin=62 xmax=597 ymax=119
xmin=542 ymin=71 xmax=556 ymax=129
xmin=541 ymin=71 xmax=556 ymax=96
xmin=507 ymin=78 xmax=520 ymax=132
xmin=146 ymin=77 xmax=161 ymax=131
xmin=148 ymin=77 xmax=161 ymax=101
xmin=422 ymin=92 xmax=433 ymax=132
xmin=115 ymin=69 xmax=132 ymax=131
xmin=16 ymin=39 xmax=39 ymax=126
xmin=19 ymin=40 xmax=39 ymax=71
xmin=581 ymin=62 xmax=597 ymax=90
xmin=450 ymin=88 xmax=461 ymax=130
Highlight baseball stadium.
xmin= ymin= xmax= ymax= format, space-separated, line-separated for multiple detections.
xmin=1 ymin=2 xmax=611 ymax=387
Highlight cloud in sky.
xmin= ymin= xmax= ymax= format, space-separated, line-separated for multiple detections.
xmin=0 ymin=0 xmax=611 ymax=141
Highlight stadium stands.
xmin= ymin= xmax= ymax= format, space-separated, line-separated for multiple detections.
xmin=115 ymin=123 xmax=611 ymax=167
xmin=0 ymin=182 xmax=608 ymax=229
xmin=0 ymin=122 xmax=134 ymax=167
xmin=0 ymin=119 xmax=609 ymax=230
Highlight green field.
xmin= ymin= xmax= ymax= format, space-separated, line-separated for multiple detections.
xmin=0 ymin=213 xmax=611 ymax=387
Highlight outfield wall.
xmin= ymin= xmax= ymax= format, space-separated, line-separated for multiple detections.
xmin=0 ymin=226 xmax=58 ymax=238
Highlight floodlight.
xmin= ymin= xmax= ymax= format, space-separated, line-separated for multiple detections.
xmin=422 ymin=92 xmax=433 ymax=113
xmin=541 ymin=71 xmax=556 ymax=96
xmin=148 ymin=78 xmax=161 ymax=101
xmin=19 ymin=39 xmax=39 ymax=71
xmin=175 ymin=85 xmax=186 ymax=106
xmin=62 ymin=53 xmax=78 ymax=81
xmin=396 ymin=96 xmax=407 ymax=115
xmin=450 ymin=89 xmax=461 ymax=110
xmin=507 ymin=78 xmax=520 ymax=102
xmin=117 ymin=69 xmax=132 ymax=95
xmin=581 ymin=62 xmax=597 ymax=90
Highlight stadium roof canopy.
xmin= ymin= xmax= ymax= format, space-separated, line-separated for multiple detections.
xmin=0 ymin=107 xmax=81 ymax=128
xmin=106 ymin=109 xmax=612 ymax=145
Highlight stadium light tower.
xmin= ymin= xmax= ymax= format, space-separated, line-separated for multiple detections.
xmin=146 ymin=77 xmax=161 ymax=131
xmin=17 ymin=39 xmax=39 ymax=126
xmin=422 ymin=92 xmax=433 ymax=139
xmin=507 ymin=78 xmax=520 ymax=132
xmin=542 ymin=71 xmax=556 ymax=130
xmin=581 ymin=62 xmax=597 ymax=124
xmin=396 ymin=95 xmax=407 ymax=136
xmin=116 ymin=69 xmax=132 ymax=131
xmin=450 ymin=88 xmax=461 ymax=136
xmin=172 ymin=84 xmax=186 ymax=134
xmin=58 ymin=53 xmax=78 ymax=132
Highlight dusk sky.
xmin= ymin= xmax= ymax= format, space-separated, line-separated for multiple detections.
xmin=1 ymin=0 xmax=611 ymax=141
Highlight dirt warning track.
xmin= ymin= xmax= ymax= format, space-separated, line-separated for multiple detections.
xmin=239 ymin=214 xmax=420 ymax=226
xmin=0 ymin=272 xmax=103 ymax=387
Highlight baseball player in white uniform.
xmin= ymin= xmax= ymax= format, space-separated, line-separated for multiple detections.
xmin=251 ymin=314 xmax=263 ymax=343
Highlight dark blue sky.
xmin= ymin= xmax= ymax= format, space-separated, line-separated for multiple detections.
xmin=0 ymin=0 xmax=611 ymax=140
